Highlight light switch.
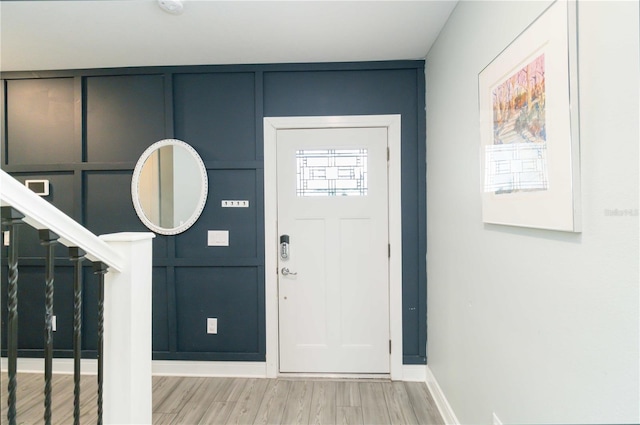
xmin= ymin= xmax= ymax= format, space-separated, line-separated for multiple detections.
xmin=207 ymin=230 xmax=229 ymax=246
xmin=221 ymin=200 xmax=249 ymax=208
xmin=207 ymin=318 xmax=218 ymax=334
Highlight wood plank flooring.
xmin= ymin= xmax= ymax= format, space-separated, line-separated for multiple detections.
xmin=1 ymin=373 xmax=444 ymax=424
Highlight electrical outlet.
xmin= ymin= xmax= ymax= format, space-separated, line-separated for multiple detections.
xmin=492 ymin=412 xmax=503 ymax=425
xmin=52 ymin=315 xmax=57 ymax=332
xmin=207 ymin=318 xmax=218 ymax=334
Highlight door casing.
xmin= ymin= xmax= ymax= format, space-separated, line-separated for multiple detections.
xmin=264 ymin=115 xmax=403 ymax=379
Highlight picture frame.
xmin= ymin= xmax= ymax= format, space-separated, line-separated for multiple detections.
xmin=478 ymin=0 xmax=581 ymax=232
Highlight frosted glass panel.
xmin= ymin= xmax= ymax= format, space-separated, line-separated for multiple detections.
xmin=296 ymin=149 xmax=368 ymax=196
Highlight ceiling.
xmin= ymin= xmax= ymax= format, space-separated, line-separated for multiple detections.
xmin=0 ymin=0 xmax=457 ymax=72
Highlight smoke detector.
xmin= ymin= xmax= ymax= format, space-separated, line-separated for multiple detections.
xmin=158 ymin=0 xmax=184 ymax=15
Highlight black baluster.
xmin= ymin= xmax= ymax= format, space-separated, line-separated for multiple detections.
xmin=69 ymin=247 xmax=85 ymax=425
xmin=39 ymin=229 xmax=59 ymax=425
xmin=92 ymin=262 xmax=108 ymax=425
xmin=2 ymin=207 xmax=24 ymax=425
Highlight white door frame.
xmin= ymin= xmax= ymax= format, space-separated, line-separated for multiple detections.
xmin=264 ymin=115 xmax=403 ymax=380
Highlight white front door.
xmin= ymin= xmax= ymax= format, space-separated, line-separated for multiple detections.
xmin=276 ymin=126 xmax=390 ymax=373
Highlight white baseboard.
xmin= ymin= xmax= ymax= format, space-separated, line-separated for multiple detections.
xmin=1 ymin=357 xmax=447 ymax=396
xmin=0 ymin=358 xmax=266 ymax=378
xmin=152 ymin=360 xmax=267 ymax=377
xmin=402 ymin=364 xmax=427 ymax=382
xmin=1 ymin=357 xmax=98 ymax=375
xmin=425 ymin=365 xmax=460 ymax=425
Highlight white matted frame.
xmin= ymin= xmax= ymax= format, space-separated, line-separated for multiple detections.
xmin=264 ymin=115 xmax=403 ymax=380
xmin=479 ymin=0 xmax=581 ymax=232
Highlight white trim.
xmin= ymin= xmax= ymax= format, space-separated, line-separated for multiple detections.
xmin=425 ymin=365 xmax=460 ymax=425
xmin=263 ymin=115 xmax=403 ymax=380
xmin=1 ymin=357 xmax=98 ymax=374
xmin=402 ymin=364 xmax=427 ymax=382
xmin=278 ymin=372 xmax=390 ymax=380
xmin=152 ymin=360 xmax=267 ymax=377
xmin=1 ymin=359 xmax=430 ymax=384
xmin=1 ymin=358 xmax=267 ymax=378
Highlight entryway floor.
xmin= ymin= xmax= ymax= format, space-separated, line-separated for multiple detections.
xmin=2 ymin=373 xmax=445 ymax=424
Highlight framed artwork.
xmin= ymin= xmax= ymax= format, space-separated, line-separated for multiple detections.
xmin=478 ymin=0 xmax=581 ymax=232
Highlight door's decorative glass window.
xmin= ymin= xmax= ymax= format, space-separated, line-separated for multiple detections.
xmin=296 ymin=149 xmax=368 ymax=196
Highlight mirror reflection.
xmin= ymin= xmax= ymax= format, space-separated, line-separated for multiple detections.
xmin=132 ymin=140 xmax=207 ymax=235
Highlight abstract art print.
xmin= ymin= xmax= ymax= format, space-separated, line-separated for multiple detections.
xmin=479 ymin=0 xmax=581 ymax=232
xmin=488 ymin=53 xmax=548 ymax=195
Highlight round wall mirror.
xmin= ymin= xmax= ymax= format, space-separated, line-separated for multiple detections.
xmin=131 ymin=139 xmax=208 ymax=235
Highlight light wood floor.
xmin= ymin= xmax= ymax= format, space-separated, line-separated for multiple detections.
xmin=1 ymin=373 xmax=444 ymax=425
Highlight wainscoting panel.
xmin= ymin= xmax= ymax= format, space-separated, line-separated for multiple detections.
xmin=1 ymin=61 xmax=426 ymax=364
xmin=5 ymin=78 xmax=76 ymax=166
xmin=173 ymin=72 xmax=256 ymax=162
xmin=85 ymin=74 xmax=166 ymax=163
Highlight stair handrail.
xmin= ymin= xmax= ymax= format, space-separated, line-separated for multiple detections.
xmin=0 ymin=169 xmax=123 ymax=272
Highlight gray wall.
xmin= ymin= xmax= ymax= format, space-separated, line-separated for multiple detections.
xmin=425 ymin=1 xmax=639 ymax=423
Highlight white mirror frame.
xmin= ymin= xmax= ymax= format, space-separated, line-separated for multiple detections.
xmin=131 ymin=139 xmax=208 ymax=235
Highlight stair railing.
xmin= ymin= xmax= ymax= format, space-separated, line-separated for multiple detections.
xmin=1 ymin=169 xmax=154 ymax=425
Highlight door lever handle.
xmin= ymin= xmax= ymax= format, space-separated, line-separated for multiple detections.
xmin=281 ymin=267 xmax=297 ymax=276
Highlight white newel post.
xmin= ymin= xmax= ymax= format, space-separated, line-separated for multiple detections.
xmin=99 ymin=232 xmax=155 ymax=425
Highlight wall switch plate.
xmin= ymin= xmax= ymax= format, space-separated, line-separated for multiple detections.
xmin=52 ymin=315 xmax=57 ymax=332
xmin=207 ymin=318 xmax=218 ymax=334
xmin=221 ymin=200 xmax=249 ymax=208
xmin=492 ymin=413 xmax=503 ymax=425
xmin=207 ymin=230 xmax=229 ymax=246
xmin=3 ymin=231 xmax=10 ymax=246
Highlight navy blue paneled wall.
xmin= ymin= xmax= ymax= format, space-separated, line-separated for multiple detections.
xmin=1 ymin=61 xmax=426 ymax=364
